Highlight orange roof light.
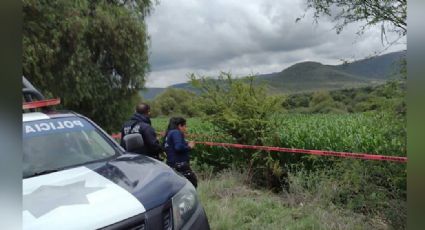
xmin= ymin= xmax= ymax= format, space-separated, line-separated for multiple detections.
xmin=23 ymin=98 xmax=61 ymax=110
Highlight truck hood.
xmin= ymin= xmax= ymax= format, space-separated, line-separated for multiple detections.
xmin=23 ymin=154 xmax=186 ymax=230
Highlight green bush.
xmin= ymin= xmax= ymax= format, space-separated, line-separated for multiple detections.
xmin=190 ymin=73 xmax=285 ymax=188
xmin=149 ymin=88 xmax=202 ymax=118
xmin=281 ymin=80 xmax=406 ymax=116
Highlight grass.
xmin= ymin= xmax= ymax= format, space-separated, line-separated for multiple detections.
xmin=196 ymin=169 xmax=385 ymax=230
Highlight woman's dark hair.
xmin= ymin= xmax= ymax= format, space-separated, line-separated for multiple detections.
xmin=163 ymin=117 xmax=187 ymax=144
xmin=166 ymin=117 xmax=186 ymax=132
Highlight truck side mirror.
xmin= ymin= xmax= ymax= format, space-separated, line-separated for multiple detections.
xmin=123 ymin=133 xmax=144 ymax=152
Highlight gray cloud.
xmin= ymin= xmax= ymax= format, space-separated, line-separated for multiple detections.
xmin=145 ymin=0 xmax=406 ymax=87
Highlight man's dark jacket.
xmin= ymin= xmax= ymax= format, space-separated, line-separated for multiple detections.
xmin=120 ymin=113 xmax=163 ymax=158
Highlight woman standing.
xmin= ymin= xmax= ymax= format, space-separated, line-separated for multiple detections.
xmin=164 ymin=117 xmax=198 ymax=188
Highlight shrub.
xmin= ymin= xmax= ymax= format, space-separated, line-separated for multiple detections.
xmin=149 ymin=88 xmax=201 ymax=118
xmin=190 ymin=72 xmax=284 ymax=188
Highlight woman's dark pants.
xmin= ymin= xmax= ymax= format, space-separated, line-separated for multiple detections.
xmin=169 ymin=161 xmax=198 ymax=188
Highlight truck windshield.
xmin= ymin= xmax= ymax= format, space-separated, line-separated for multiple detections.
xmin=23 ymin=117 xmax=118 ymax=178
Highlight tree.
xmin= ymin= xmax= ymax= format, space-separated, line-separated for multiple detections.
xmin=303 ymin=0 xmax=407 ymax=77
xmin=190 ymin=73 xmax=285 ymax=188
xmin=191 ymin=73 xmax=280 ymax=146
xmin=305 ymin=0 xmax=406 ymax=36
xmin=150 ymin=88 xmax=201 ymax=117
xmin=309 ymin=91 xmax=347 ymax=113
xmin=23 ymin=0 xmax=154 ymax=132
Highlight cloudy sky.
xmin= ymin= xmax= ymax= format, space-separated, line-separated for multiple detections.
xmin=145 ymin=0 xmax=406 ymax=88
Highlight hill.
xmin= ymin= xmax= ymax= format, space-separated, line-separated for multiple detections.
xmin=139 ymin=88 xmax=166 ymax=100
xmin=141 ymin=50 xmax=405 ymax=98
xmin=254 ymin=61 xmax=371 ymax=93
xmin=253 ymin=51 xmax=405 ymax=93
xmin=334 ymin=50 xmax=406 ymax=80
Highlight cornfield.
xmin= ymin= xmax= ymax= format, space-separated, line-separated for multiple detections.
xmin=153 ymin=112 xmax=407 ymax=227
xmin=152 ymin=112 xmax=406 ymax=158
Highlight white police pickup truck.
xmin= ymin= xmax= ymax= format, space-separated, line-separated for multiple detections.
xmin=22 ymin=77 xmax=210 ymax=230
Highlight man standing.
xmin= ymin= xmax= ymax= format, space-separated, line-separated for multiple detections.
xmin=120 ymin=103 xmax=163 ymax=159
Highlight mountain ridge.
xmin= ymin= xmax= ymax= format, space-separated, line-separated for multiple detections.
xmin=141 ymin=50 xmax=405 ymax=99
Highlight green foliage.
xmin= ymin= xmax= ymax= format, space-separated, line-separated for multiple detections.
xmin=190 ymin=72 xmax=280 ymax=145
xmin=276 ymin=113 xmax=406 ymax=157
xmin=282 ymin=80 xmax=406 ymax=115
xmin=190 ymin=72 xmax=284 ymax=188
xmin=23 ymin=0 xmax=153 ymax=132
xmin=305 ymin=0 xmax=406 ymax=37
xmin=197 ymin=170 xmax=381 ymax=230
xmin=275 ymin=111 xmax=407 ymax=223
xmin=149 ymin=88 xmax=201 ymax=117
xmin=309 ymin=91 xmax=347 ymax=113
xmin=287 ymin=166 xmax=405 ymax=229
